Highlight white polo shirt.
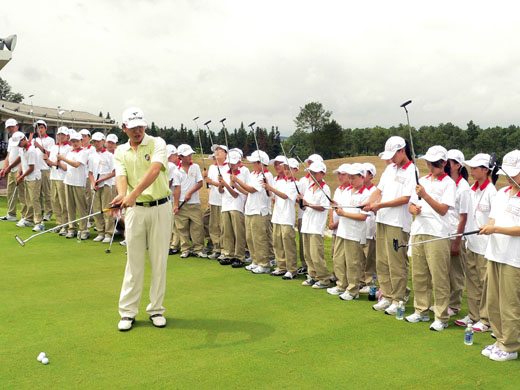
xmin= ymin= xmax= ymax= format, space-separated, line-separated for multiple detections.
xmin=168 ymin=162 xmax=176 ymax=188
xmin=301 ymin=181 xmax=331 ymax=236
xmin=19 ymin=143 xmax=42 ymax=181
xmin=271 ymin=176 xmax=298 ymax=227
xmin=466 ymin=179 xmax=497 ymax=255
xmin=34 ymin=136 xmax=56 ymax=170
xmin=88 ymin=149 xmax=114 ymax=188
xmin=173 ymin=163 xmax=203 ymax=204
xmin=63 ymin=148 xmax=88 ymax=187
xmin=106 ymin=151 xmax=116 ymax=186
xmin=221 ymin=166 xmax=249 ymax=213
xmin=49 ymin=143 xmax=72 ymax=181
xmin=485 ymin=186 xmax=520 ymax=268
xmin=410 ymin=173 xmax=456 ymax=238
xmin=331 ymin=185 xmax=351 ymax=236
xmin=208 ymin=162 xmax=228 ymax=207
xmin=448 ymin=176 xmax=472 ymax=236
xmin=297 ymin=175 xmax=312 ymax=219
xmin=376 ymin=161 xmax=416 ymax=232
xmin=244 ymin=170 xmax=274 ymax=216
xmin=336 ymin=186 xmax=371 ymax=244
xmin=365 ymin=184 xmax=377 ymax=239
xmin=83 ymin=144 xmax=96 ymax=180
xmin=7 ymin=135 xmax=21 ymax=171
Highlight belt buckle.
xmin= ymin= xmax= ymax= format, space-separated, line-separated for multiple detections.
xmin=143 ymin=202 xmax=151 ymax=207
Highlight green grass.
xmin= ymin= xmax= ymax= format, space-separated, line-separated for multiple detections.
xmin=0 ymin=197 xmax=517 ymax=390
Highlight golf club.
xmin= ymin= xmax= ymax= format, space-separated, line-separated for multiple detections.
xmin=392 ymin=230 xmax=481 ymax=252
xmin=290 ymin=149 xmax=334 ymax=204
xmin=205 ymin=120 xmax=222 ymax=177
xmin=400 ymin=99 xmax=420 ymax=199
xmin=248 ymin=122 xmax=270 ymax=197
xmin=490 ymin=152 xmax=520 ymax=190
xmin=193 ymin=116 xmax=209 ymax=188
xmin=280 ymin=143 xmax=304 ymax=209
xmin=220 ymin=118 xmax=234 ymax=188
xmin=89 ymin=173 xmax=101 ymax=215
xmin=105 ymin=216 xmax=120 ymax=253
xmin=15 ymin=205 xmax=120 ymax=247
xmin=7 ymin=184 xmax=18 ymax=213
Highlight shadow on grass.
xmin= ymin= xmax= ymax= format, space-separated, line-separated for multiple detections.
xmin=165 ymin=318 xmax=275 ymax=349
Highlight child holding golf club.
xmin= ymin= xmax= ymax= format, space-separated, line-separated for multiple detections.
xmin=405 ymin=145 xmax=456 ymax=331
xmin=166 ymin=144 xmax=181 ymax=255
xmin=479 ymin=149 xmax=520 ymax=361
xmin=454 ymin=153 xmax=498 ymax=332
xmin=33 ymin=120 xmax=55 ymax=221
xmin=298 ymin=161 xmax=332 ymax=289
xmin=446 ymin=149 xmax=472 ymax=316
xmin=359 ymin=162 xmax=377 ymax=292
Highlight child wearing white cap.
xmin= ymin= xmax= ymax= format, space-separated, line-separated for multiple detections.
xmin=359 ymin=162 xmax=377 ymax=292
xmin=233 ymin=150 xmax=274 ymax=274
xmin=80 ymin=129 xmax=95 ymax=226
xmin=166 ymin=144 xmax=180 ymax=255
xmin=172 ymin=144 xmax=206 ymax=258
xmin=479 ymin=150 xmax=520 ymax=361
xmin=298 ymin=161 xmax=332 ymax=289
xmin=365 ymin=136 xmax=416 ymax=313
xmin=446 ymin=149 xmax=472 ymax=316
xmin=33 ymin=120 xmax=55 ymax=221
xmin=454 ymin=153 xmax=498 ymax=332
xmin=264 ymin=156 xmax=299 ymax=279
xmin=405 ymin=145 xmax=456 ymax=331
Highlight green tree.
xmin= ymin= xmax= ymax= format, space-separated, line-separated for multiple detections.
xmin=0 ymin=77 xmax=24 ymax=103
xmin=294 ymin=101 xmax=332 ymax=152
xmin=315 ymin=120 xmax=343 ymax=159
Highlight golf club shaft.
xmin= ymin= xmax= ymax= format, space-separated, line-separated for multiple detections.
xmin=205 ymin=122 xmax=222 ymax=177
xmin=249 ymin=123 xmax=270 ymax=197
xmin=7 ymin=185 xmax=18 ymax=211
xmin=279 ymin=142 xmax=304 ymax=208
xmin=89 ymin=174 xmax=100 ymax=215
xmin=220 ymin=119 xmax=234 ymax=188
xmin=107 ymin=216 xmax=120 ymax=252
xmin=294 ymin=155 xmax=333 ymax=204
xmin=194 ymin=117 xmax=209 ymax=188
xmin=406 ymin=230 xmax=481 ymax=248
xmin=497 ymin=165 xmax=520 ymax=190
xmin=401 ymin=101 xmax=421 ymax=199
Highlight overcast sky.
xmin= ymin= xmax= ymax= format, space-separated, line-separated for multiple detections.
xmin=2 ymin=0 xmax=520 ymax=135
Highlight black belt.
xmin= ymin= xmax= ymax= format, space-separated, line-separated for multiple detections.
xmin=135 ymin=196 xmax=170 ymax=207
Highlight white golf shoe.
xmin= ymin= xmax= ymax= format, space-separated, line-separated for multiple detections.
xmin=118 ymin=317 xmax=135 ymax=331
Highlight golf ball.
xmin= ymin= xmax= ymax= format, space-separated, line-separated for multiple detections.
xmin=42 ymin=357 xmax=49 ymax=365
xmin=37 ymin=352 xmax=46 ymax=362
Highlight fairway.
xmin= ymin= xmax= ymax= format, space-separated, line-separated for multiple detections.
xmin=0 ymin=196 xmax=516 ymax=390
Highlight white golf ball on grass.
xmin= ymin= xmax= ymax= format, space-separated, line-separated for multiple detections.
xmin=42 ymin=357 xmax=49 ymax=365
xmin=37 ymin=352 xmax=46 ymax=362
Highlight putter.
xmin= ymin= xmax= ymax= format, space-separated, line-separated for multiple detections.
xmin=105 ymin=216 xmax=120 ymax=253
xmin=220 ymin=118 xmax=234 ymax=188
xmin=15 ymin=205 xmax=120 ymax=247
xmin=193 ymin=116 xmax=209 ymax=189
xmin=7 ymin=185 xmax=18 ymax=213
xmin=490 ymin=152 xmax=520 ymax=190
xmin=400 ymin=100 xmax=421 ymax=199
xmin=289 ymin=149 xmax=334 ymax=204
xmin=205 ymin=120 xmax=222 ymax=177
xmin=392 ymin=230 xmax=481 ymax=252
xmin=248 ymin=122 xmax=270 ymax=196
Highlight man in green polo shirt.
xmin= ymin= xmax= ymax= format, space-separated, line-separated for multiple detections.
xmin=110 ymin=107 xmax=172 ymax=332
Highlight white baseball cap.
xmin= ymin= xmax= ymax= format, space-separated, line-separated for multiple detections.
xmin=346 ymin=162 xmax=367 ymax=176
xmin=79 ymin=129 xmax=91 ymax=137
xmin=230 ymin=148 xmax=243 ymax=158
xmin=56 ymin=126 xmax=69 ymax=135
xmin=333 ymin=163 xmax=351 ymax=174
xmin=177 ymin=144 xmax=195 ymax=156
xmin=166 ymin=144 xmax=177 ymax=157
xmin=211 ymin=144 xmax=228 ymax=153
xmin=92 ymin=132 xmax=105 ymax=141
xmin=69 ymin=132 xmax=82 ymax=141
xmin=122 ymin=107 xmax=147 ymax=129
xmin=34 ymin=119 xmax=47 ymax=129
xmin=228 ymin=150 xmax=242 ymax=165
xmin=11 ymin=131 xmax=25 ymax=146
xmin=499 ymin=150 xmax=520 ymax=178
xmin=380 ymin=136 xmax=406 ymax=160
xmin=465 ymin=153 xmax=493 ymax=169
xmin=5 ymin=118 xmax=18 ymax=128
xmin=106 ymin=134 xmax=118 ymax=143
xmin=284 ymin=158 xmax=299 ymax=169
xmin=308 ymin=161 xmax=327 ymax=173
xmin=246 ymin=150 xmax=269 ymax=165
xmin=363 ymin=162 xmax=376 ymax=176
xmin=447 ymin=149 xmax=465 ymax=166
xmin=269 ymin=155 xmax=286 ymax=165
xmin=305 ymin=154 xmax=324 ymax=164
xmin=421 ymin=145 xmax=448 ymax=162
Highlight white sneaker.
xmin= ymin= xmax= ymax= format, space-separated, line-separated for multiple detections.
xmin=312 ymin=282 xmax=330 ymax=289
xmin=385 ymin=303 xmax=398 ymax=315
xmin=454 ymin=315 xmax=473 ymax=327
xmin=269 ymin=259 xmax=277 ymax=267
xmin=87 ymin=222 xmax=94 ymax=228
xmin=430 ymin=320 xmax=448 ymax=331
xmin=65 ymin=231 xmax=76 ymax=239
xmin=481 ymin=344 xmax=497 ymax=357
xmin=102 ymin=237 xmax=111 ymax=243
xmin=245 ymin=263 xmax=258 ymax=271
xmin=405 ymin=313 xmax=430 ymax=323
xmin=326 ymin=286 xmax=345 ymax=296
xmin=301 ymin=278 xmax=316 ymax=286
xmin=119 ymin=239 xmax=127 ymax=246
xmin=150 ymin=314 xmax=167 ymax=328
xmin=207 ymin=252 xmax=220 ymax=259
xmin=43 ymin=212 xmax=52 ymax=221
xmin=32 ymin=223 xmax=44 ymax=232
xmin=489 ymin=348 xmax=518 ymax=362
xmin=19 ymin=219 xmax=34 ymax=227
xmin=339 ymin=292 xmax=359 ymax=301
xmin=217 ymin=254 xmax=227 ymax=261
xmin=472 ymin=321 xmax=491 ymax=333
xmin=372 ymin=298 xmax=392 ymax=311
xmin=180 ymin=252 xmax=190 ymax=258
xmin=59 ymin=227 xmax=67 ymax=236
xmin=404 ymin=295 xmax=409 ymax=303
xmin=359 ymin=286 xmax=371 ymax=294
xmin=15 ymin=218 xmax=26 ymax=227
xmin=93 ymin=235 xmax=104 ymax=242
xmin=0 ymin=214 xmax=17 ymax=221
xmin=80 ymin=231 xmax=90 ymax=240
xmin=448 ymin=307 xmax=458 ymax=317
xmin=252 ymin=265 xmax=270 ymax=274
xmin=118 ymin=317 xmax=135 ymax=331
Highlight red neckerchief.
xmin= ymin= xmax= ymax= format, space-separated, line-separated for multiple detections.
xmin=366 ymin=183 xmax=374 ymax=190
xmin=288 ymin=177 xmax=295 ymax=182
xmin=178 ymin=162 xmax=193 ymax=172
xmin=254 ymin=169 xmax=269 ymax=174
xmin=24 ymin=142 xmax=32 ymax=151
xmin=471 ymin=178 xmax=490 ymax=192
xmin=455 ymin=175 xmax=463 ymax=187
xmin=97 ymin=148 xmax=106 ymax=154
xmin=227 ymin=168 xmax=241 ymax=175
xmin=39 ymin=135 xmax=48 ymax=139
xmin=275 ymin=175 xmax=287 ymax=181
xmin=339 ymin=184 xmax=348 ymax=190
xmin=426 ymin=173 xmax=448 ymax=181
xmin=214 ymin=162 xmax=228 ymax=166
xmin=72 ymin=147 xmax=83 ymax=153
xmin=505 ymin=186 xmax=520 ymax=197
xmin=305 ymin=173 xmax=310 ymax=179
xmin=176 ymin=161 xmax=182 ymax=167
xmin=109 ymin=150 xmax=115 ymax=154
xmin=309 ymin=180 xmax=326 ymax=189
xmin=353 ymin=185 xmax=366 ymax=194
xmin=401 ymin=160 xmax=413 ymax=170
xmin=87 ymin=145 xmax=92 ymax=149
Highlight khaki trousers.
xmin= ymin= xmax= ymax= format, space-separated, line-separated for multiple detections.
xmin=7 ymin=171 xmax=28 ymax=218
xmin=331 ymin=234 xmax=336 ymax=259
xmin=333 ymin=237 xmax=364 ymax=295
xmin=40 ymin=169 xmax=52 ymax=216
xmin=333 ymin=236 xmax=347 ymax=290
xmin=175 ymin=203 xmax=204 ymax=253
xmin=170 ymin=218 xmax=180 ymax=249
xmin=221 ymin=210 xmax=246 ymax=260
xmin=449 ymin=239 xmax=466 ymax=311
xmin=119 ymin=201 xmax=172 ymax=318
xmin=487 ymin=260 xmax=520 ymax=353
xmin=267 ymin=217 xmax=274 ymax=260
xmin=464 ymin=249 xmax=489 ymax=322
xmin=245 ymin=214 xmax=271 ymax=267
xmin=66 ymin=184 xmax=88 ymax=233
xmin=297 ymin=218 xmax=307 ymax=268
xmin=376 ymin=223 xmax=410 ymax=304
xmin=411 ymin=234 xmax=451 ymax=322
xmin=362 ymin=238 xmax=377 ymax=285
xmin=50 ymin=180 xmax=67 ymax=226
xmin=209 ymin=204 xmax=222 ymax=252
xmin=203 ymin=206 xmax=211 ymax=245
xmin=25 ymin=179 xmax=42 ymax=225
xmin=302 ymin=233 xmax=330 ymax=284
xmin=93 ymin=185 xmax=115 ymax=237
xmin=273 ymin=223 xmax=297 ymax=273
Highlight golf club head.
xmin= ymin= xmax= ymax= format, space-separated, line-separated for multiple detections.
xmin=489 ymin=152 xmax=497 ymax=169
xmin=289 ymin=145 xmax=296 ymax=155
xmin=105 ymin=249 xmax=111 ymax=253
xmin=392 ymin=238 xmax=399 ymax=252
xmin=204 ymin=120 xmax=212 ymax=126
xmin=248 ymin=122 xmax=256 ymax=128
xmin=400 ymin=100 xmax=412 ymax=108
xmin=220 ymin=118 xmax=226 ymax=124
xmin=14 ymin=235 xmax=25 ymax=247
xmin=192 ymin=116 xmax=199 ymax=121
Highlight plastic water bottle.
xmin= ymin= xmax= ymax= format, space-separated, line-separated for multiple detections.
xmin=464 ymin=323 xmax=474 ymax=345
xmin=368 ymin=276 xmax=377 ymax=301
xmin=40 ymin=223 xmax=45 ymax=232
xmin=396 ymin=301 xmax=405 ymax=320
